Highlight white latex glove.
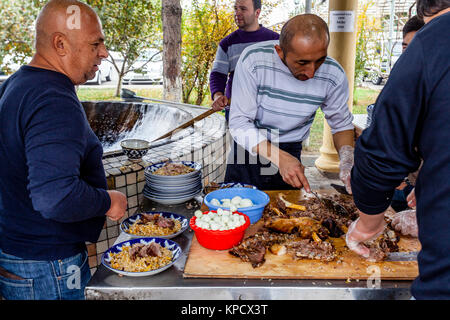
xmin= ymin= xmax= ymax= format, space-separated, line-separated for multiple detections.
xmin=338 ymin=145 xmax=354 ymax=194
xmin=407 ymin=188 xmax=416 ymax=208
xmin=391 ymin=209 xmax=418 ymax=237
xmin=345 ymin=217 xmax=386 ymax=259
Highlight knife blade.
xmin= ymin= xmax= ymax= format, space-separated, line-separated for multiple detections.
xmin=385 ymin=251 xmax=418 ymax=262
xmin=330 ymin=183 xmax=349 ymax=195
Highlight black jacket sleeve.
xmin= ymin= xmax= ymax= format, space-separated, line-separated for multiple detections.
xmin=350 ymin=37 xmax=425 ymax=214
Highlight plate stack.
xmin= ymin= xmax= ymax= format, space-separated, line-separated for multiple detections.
xmin=143 ymin=161 xmax=202 ymax=205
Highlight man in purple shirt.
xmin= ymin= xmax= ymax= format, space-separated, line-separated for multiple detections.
xmin=209 ymin=0 xmax=279 ymax=120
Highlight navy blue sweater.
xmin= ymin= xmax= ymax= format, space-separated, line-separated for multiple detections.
xmin=351 ymin=13 xmax=450 ymax=299
xmin=0 ymin=66 xmax=110 ymax=261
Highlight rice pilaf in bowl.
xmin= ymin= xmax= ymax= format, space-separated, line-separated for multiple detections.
xmin=120 ymin=212 xmax=189 ymax=239
xmin=102 ymin=237 xmax=182 ymax=277
xmin=144 ymin=161 xmax=202 ymax=180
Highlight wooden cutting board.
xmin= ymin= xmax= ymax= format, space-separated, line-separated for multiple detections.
xmin=183 ymin=190 xmax=420 ymax=280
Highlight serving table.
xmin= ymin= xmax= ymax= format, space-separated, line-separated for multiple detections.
xmin=85 ymin=190 xmax=416 ymax=300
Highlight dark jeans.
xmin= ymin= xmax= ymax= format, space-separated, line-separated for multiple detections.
xmin=0 ymin=248 xmax=90 ymax=300
xmin=224 ymin=140 xmax=302 ymax=190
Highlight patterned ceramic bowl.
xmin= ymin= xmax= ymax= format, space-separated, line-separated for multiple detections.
xmin=121 ymin=139 xmax=150 ymax=161
xmin=102 ymin=237 xmax=182 ymax=277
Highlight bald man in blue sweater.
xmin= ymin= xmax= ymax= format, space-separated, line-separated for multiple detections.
xmin=0 ymin=0 xmax=127 ymax=300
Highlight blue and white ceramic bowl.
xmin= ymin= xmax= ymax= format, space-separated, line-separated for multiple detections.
xmin=142 ymin=189 xmax=203 ymax=205
xmin=143 ymin=184 xmax=202 ymax=197
xmin=102 ymin=237 xmax=182 ymax=277
xmin=144 ymin=161 xmax=202 ymax=179
xmin=120 ymin=212 xmax=189 ymax=239
xmin=121 ymin=139 xmax=150 ymax=161
xmin=203 ymin=187 xmax=270 ymax=224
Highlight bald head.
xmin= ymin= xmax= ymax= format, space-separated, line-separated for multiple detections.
xmin=279 ymin=14 xmax=329 ymax=54
xmin=35 ymin=0 xmax=100 ymax=52
xmin=30 ymin=0 xmax=108 ymax=85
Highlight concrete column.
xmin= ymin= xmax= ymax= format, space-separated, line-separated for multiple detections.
xmin=315 ymin=0 xmax=358 ymax=173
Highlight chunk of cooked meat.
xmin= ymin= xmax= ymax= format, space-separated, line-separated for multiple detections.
xmin=233 ymin=192 xmax=401 ymax=266
xmin=129 ymin=242 xmax=162 ymax=261
xmin=269 ymin=243 xmax=287 ymax=256
xmin=139 ymin=213 xmax=158 ymax=224
xmin=229 ymin=231 xmax=296 ymax=268
xmin=138 ymin=213 xmax=175 ymax=229
xmin=363 ymin=229 xmax=400 ymax=261
xmin=264 ymin=216 xmax=329 ymax=239
xmin=156 ymin=216 xmax=175 ymax=229
xmin=286 ymin=239 xmax=336 ymax=262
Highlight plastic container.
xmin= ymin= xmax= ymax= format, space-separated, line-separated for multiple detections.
xmin=189 ymin=211 xmax=250 ymax=250
xmin=203 ymin=187 xmax=270 ymax=224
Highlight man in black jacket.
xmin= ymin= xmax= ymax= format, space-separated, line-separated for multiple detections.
xmin=346 ymin=0 xmax=450 ymax=299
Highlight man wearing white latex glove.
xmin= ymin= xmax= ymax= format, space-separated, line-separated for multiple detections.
xmin=349 ymin=1 xmax=450 ymax=299
xmin=226 ymin=14 xmax=355 ymax=191
xmin=345 ymin=212 xmax=387 ymax=259
xmin=338 ymin=145 xmax=354 ymax=194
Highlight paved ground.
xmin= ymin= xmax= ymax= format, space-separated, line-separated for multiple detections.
xmin=300 ymin=153 xmax=343 ymax=190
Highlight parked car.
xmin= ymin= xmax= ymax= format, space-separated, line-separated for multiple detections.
xmin=122 ymin=51 xmax=163 ymax=85
xmin=86 ymin=60 xmax=113 ymax=85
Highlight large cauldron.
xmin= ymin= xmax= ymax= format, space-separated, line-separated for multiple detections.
xmin=81 ymin=101 xmax=193 ymax=154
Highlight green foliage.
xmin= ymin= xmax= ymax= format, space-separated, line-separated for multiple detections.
xmin=0 ymin=0 xmax=161 ymax=97
xmin=354 ymin=0 xmax=382 ymax=84
xmin=181 ymin=0 xmax=235 ymax=105
xmin=86 ymin=0 xmax=162 ymax=96
xmin=180 ymin=0 xmax=281 ymax=105
xmin=0 ymin=0 xmax=46 ymax=73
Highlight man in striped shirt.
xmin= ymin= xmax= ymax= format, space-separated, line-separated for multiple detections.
xmin=209 ymin=0 xmax=279 ymax=120
xmin=226 ymin=14 xmax=355 ymax=192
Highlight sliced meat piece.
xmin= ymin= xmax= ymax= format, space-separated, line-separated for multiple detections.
xmin=137 ymin=242 xmax=162 ymax=258
xmin=129 ymin=243 xmax=145 ymax=261
xmin=230 ymin=243 xmax=267 ymax=268
xmin=139 ymin=213 xmax=159 ymax=224
xmin=229 ymin=231 xmax=295 ymax=268
xmin=144 ymin=242 xmax=162 ymax=257
xmin=156 ymin=216 xmax=175 ymax=229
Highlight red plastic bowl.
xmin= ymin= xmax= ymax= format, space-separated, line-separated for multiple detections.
xmin=189 ymin=210 xmax=250 ymax=250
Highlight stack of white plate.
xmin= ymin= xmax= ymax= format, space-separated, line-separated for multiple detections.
xmin=143 ymin=161 xmax=202 ymax=205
